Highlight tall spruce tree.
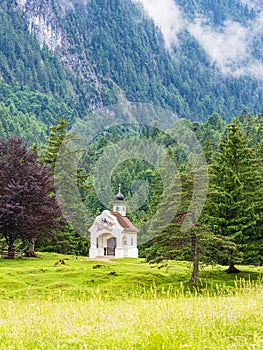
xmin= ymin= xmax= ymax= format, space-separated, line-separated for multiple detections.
xmin=41 ymin=115 xmax=70 ymax=171
xmin=143 ymin=167 xmax=232 ymax=282
xmin=40 ymin=116 xmax=90 ymax=255
xmin=206 ymin=119 xmax=258 ymax=272
xmin=247 ymin=127 xmax=263 ymax=265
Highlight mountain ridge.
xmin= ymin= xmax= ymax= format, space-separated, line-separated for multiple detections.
xmin=0 ymin=0 xmax=262 ymax=140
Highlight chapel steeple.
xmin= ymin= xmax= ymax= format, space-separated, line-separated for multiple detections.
xmin=113 ymin=185 xmax=126 ymax=216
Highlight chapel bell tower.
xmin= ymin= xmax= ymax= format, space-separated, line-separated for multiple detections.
xmin=113 ymin=185 xmax=126 ymax=216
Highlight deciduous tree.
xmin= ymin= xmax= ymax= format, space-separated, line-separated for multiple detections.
xmin=0 ymin=136 xmax=63 ymax=257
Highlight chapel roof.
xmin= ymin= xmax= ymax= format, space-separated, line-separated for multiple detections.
xmin=110 ymin=211 xmax=139 ymax=232
xmin=115 ymin=190 xmax=124 ymax=201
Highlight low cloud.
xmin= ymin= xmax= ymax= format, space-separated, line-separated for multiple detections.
xmin=189 ymin=19 xmax=249 ymax=65
xmin=134 ymin=0 xmax=263 ymax=80
xmin=134 ymin=0 xmax=185 ymax=48
xmin=188 ymin=12 xmax=263 ymax=79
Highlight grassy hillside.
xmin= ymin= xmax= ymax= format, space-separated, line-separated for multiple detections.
xmin=0 ymin=252 xmax=262 ymax=300
xmin=0 ymin=253 xmax=262 ymax=349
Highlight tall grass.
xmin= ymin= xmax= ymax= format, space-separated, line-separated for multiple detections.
xmin=0 ymin=254 xmax=262 ymax=349
xmin=0 ymin=286 xmax=262 ymax=349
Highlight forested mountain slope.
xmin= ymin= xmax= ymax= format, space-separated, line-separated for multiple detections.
xmin=0 ymin=0 xmax=262 ymax=140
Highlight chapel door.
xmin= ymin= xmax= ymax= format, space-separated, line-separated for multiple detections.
xmin=107 ymin=237 xmax=116 ymax=256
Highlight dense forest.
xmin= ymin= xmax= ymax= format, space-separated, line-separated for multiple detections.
xmin=0 ymin=0 xmax=262 ymax=143
xmin=0 ymin=109 xmax=262 ymax=279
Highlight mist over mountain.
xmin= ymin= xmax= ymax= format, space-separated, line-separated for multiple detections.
xmin=0 ymin=0 xmax=262 ymax=140
xmin=137 ymin=0 xmax=263 ymax=79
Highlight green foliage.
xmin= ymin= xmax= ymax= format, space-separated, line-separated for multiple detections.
xmin=0 ymin=0 xmax=262 ymax=132
xmin=41 ymin=115 xmax=70 ymax=171
xmin=83 ymin=111 xmax=262 ymax=273
xmin=0 ymin=82 xmax=73 ymax=145
xmin=41 ymin=116 xmax=91 ymax=255
xmin=72 ymin=111 xmax=262 ymax=268
xmin=3 ymin=108 xmax=258 ymax=266
xmin=35 ymin=227 xmax=90 ymax=257
xmin=203 ymin=119 xmax=262 ymax=265
xmin=0 ymin=3 xmax=71 ymax=98
xmin=142 ymin=168 xmax=235 ymax=281
xmin=176 ymin=0 xmax=256 ymax=24
xmin=68 ymin=0 xmax=262 ymax=120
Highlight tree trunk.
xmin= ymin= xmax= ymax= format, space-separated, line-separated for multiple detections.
xmin=225 ymin=261 xmax=240 ymax=274
xmin=190 ymin=233 xmax=199 ymax=283
xmin=7 ymin=242 xmax=15 ymax=259
xmin=191 ymin=258 xmax=199 ymax=283
xmin=25 ymin=238 xmax=37 ymax=257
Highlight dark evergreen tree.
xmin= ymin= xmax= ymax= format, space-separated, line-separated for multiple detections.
xmin=246 ymin=125 xmax=263 ymax=265
xmin=205 ymin=119 xmax=258 ymax=272
xmin=143 ymin=168 xmax=231 ymax=282
xmin=41 ymin=116 xmax=91 ymax=256
xmin=41 ymin=115 xmax=70 ymax=171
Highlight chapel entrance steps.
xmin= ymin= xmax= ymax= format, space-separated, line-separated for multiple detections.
xmin=91 ymin=256 xmax=114 ymax=261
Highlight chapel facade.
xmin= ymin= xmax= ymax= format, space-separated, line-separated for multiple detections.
xmin=89 ymin=189 xmax=139 ymax=258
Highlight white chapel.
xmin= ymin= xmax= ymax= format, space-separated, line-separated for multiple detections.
xmin=89 ymin=188 xmax=139 ymax=258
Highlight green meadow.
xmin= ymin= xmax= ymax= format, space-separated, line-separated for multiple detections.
xmin=0 ymin=253 xmax=262 ymax=349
